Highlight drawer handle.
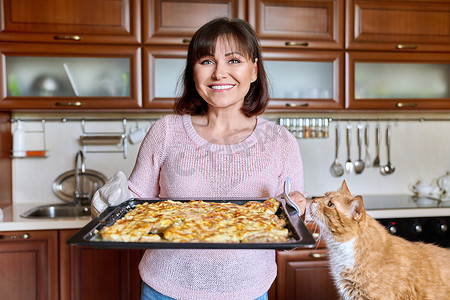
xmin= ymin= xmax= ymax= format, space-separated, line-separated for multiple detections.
xmin=285 ymin=103 xmax=309 ymax=107
xmin=55 ymin=101 xmax=83 ymax=107
xmin=395 ymin=44 xmax=417 ymax=50
xmin=309 ymin=252 xmax=328 ymax=258
xmin=396 ymin=102 xmax=417 ymax=108
xmin=285 ymin=41 xmax=309 ymax=47
xmin=54 ymin=35 xmax=82 ymax=41
xmin=182 ymin=39 xmax=191 ymax=44
xmin=0 ymin=233 xmax=30 ymax=240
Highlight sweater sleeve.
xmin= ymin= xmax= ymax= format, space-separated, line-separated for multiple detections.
xmin=127 ymin=116 xmax=171 ymax=198
xmin=277 ymin=126 xmax=306 ymax=197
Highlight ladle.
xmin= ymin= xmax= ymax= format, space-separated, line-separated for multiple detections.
xmin=363 ymin=124 xmax=371 ymax=167
xmin=345 ymin=124 xmax=353 ymax=173
xmin=330 ymin=124 xmax=344 ymax=177
xmin=380 ymin=125 xmax=395 ymax=175
xmin=354 ymin=124 xmax=365 ymax=174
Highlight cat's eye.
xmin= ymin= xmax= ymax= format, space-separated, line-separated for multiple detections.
xmin=327 ymin=202 xmax=335 ymax=208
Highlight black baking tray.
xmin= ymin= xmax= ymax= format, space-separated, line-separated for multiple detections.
xmin=67 ymin=197 xmax=316 ymax=250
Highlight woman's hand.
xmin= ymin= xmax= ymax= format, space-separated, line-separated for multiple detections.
xmin=288 ymin=191 xmax=307 ymax=215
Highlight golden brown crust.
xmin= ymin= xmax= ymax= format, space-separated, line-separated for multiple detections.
xmin=100 ymin=198 xmax=289 ymax=243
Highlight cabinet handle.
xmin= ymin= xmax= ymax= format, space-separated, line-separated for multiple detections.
xmin=285 ymin=103 xmax=309 ymax=107
xmin=0 ymin=233 xmax=30 ymax=239
xmin=182 ymin=39 xmax=191 ymax=44
xmin=54 ymin=35 xmax=82 ymax=41
xmin=396 ymin=102 xmax=418 ymax=108
xmin=395 ymin=44 xmax=417 ymax=50
xmin=309 ymin=252 xmax=328 ymax=258
xmin=55 ymin=101 xmax=83 ymax=107
xmin=312 ymin=232 xmax=320 ymax=239
xmin=285 ymin=41 xmax=309 ymax=47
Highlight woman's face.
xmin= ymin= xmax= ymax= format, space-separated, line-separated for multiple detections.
xmin=193 ymin=36 xmax=258 ymax=113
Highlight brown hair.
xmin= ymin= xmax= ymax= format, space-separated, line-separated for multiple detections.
xmin=173 ymin=17 xmax=269 ymax=117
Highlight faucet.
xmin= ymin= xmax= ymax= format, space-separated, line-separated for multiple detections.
xmin=74 ymin=150 xmax=86 ymax=205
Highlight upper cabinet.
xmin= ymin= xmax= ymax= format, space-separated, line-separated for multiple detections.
xmin=346 ymin=52 xmax=450 ymax=110
xmin=143 ymin=0 xmax=246 ymax=45
xmin=0 ymin=0 xmax=141 ymax=44
xmin=346 ymin=0 xmax=450 ymax=52
xmin=0 ymin=43 xmax=142 ymax=110
xmin=248 ymin=0 xmax=344 ymax=49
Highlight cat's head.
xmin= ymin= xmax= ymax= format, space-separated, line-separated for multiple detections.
xmin=309 ymin=181 xmax=366 ymax=242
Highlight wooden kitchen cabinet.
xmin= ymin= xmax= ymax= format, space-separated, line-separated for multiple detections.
xmin=265 ymin=49 xmax=344 ymax=110
xmin=0 ymin=0 xmax=141 ymax=44
xmin=346 ymin=0 xmax=450 ymax=52
xmin=271 ymin=223 xmax=339 ymax=300
xmin=144 ymin=47 xmax=344 ymax=110
xmin=248 ymin=0 xmax=344 ymax=49
xmin=59 ymin=229 xmax=143 ymax=300
xmin=346 ymin=51 xmax=450 ymax=110
xmin=0 ymin=43 xmax=142 ymax=110
xmin=143 ymin=0 xmax=246 ymax=45
xmin=0 ymin=230 xmax=59 ymax=300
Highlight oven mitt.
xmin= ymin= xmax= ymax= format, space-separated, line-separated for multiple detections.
xmin=91 ymin=171 xmax=133 ymax=217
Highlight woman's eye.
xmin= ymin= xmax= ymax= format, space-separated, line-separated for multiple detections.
xmin=327 ymin=202 xmax=335 ymax=208
xmin=200 ymin=59 xmax=214 ymax=65
xmin=229 ymin=58 xmax=241 ymax=64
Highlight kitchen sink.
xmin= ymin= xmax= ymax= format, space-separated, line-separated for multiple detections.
xmin=21 ymin=204 xmax=91 ymax=219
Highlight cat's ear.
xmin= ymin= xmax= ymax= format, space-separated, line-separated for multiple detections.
xmin=341 ymin=180 xmax=351 ymax=195
xmin=352 ymin=196 xmax=365 ymax=221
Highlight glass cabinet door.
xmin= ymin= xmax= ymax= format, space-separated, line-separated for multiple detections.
xmin=143 ymin=47 xmax=186 ymax=109
xmin=264 ymin=49 xmax=344 ymax=110
xmin=0 ymin=43 xmax=141 ymax=109
xmin=144 ymin=48 xmax=344 ymax=111
xmin=347 ymin=52 xmax=450 ymax=110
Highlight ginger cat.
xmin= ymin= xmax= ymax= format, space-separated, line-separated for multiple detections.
xmin=309 ymin=181 xmax=450 ymax=300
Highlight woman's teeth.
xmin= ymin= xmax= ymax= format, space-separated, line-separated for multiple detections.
xmin=210 ymin=85 xmax=234 ymax=90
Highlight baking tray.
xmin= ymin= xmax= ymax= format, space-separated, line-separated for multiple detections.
xmin=67 ymin=197 xmax=316 ymax=250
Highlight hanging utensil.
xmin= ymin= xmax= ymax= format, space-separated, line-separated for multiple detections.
xmin=345 ymin=123 xmax=353 ymax=173
xmin=354 ymin=123 xmax=365 ymax=174
xmin=363 ymin=123 xmax=371 ymax=167
xmin=380 ymin=125 xmax=395 ymax=175
xmin=330 ymin=123 xmax=344 ymax=177
xmin=372 ymin=124 xmax=381 ymax=168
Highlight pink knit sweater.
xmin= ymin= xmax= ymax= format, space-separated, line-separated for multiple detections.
xmin=128 ymin=114 xmax=305 ymax=300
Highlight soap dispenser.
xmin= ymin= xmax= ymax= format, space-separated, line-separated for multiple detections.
xmin=13 ymin=120 xmax=26 ymax=157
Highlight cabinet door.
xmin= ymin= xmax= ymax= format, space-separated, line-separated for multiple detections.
xmin=0 ymin=230 xmax=58 ymax=300
xmin=0 ymin=43 xmax=142 ymax=110
xmin=144 ymin=47 xmax=344 ymax=111
xmin=346 ymin=0 xmax=450 ymax=51
xmin=276 ymin=249 xmax=339 ymax=300
xmin=248 ymin=0 xmax=344 ymax=49
xmin=59 ymin=230 xmax=143 ymax=300
xmin=143 ymin=0 xmax=246 ymax=45
xmin=346 ymin=52 xmax=450 ymax=110
xmin=264 ymin=49 xmax=344 ymax=110
xmin=0 ymin=0 xmax=140 ymax=44
xmin=143 ymin=46 xmax=187 ymax=109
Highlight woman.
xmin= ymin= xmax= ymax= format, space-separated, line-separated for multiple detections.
xmin=93 ymin=17 xmax=306 ymax=300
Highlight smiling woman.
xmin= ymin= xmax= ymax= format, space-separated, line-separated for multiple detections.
xmin=92 ymin=17 xmax=307 ymax=300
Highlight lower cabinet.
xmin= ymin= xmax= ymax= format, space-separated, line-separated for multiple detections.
xmin=269 ymin=223 xmax=340 ymax=300
xmin=0 ymin=229 xmax=142 ymax=300
xmin=59 ymin=229 xmax=143 ymax=300
xmin=2 ymin=227 xmax=337 ymax=300
xmin=0 ymin=230 xmax=59 ymax=300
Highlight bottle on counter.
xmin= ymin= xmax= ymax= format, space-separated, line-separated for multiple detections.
xmin=13 ymin=120 xmax=26 ymax=157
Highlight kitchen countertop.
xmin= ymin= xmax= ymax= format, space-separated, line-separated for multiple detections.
xmin=0 ymin=203 xmax=91 ymax=231
xmin=1 ymin=195 xmax=450 ymax=232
